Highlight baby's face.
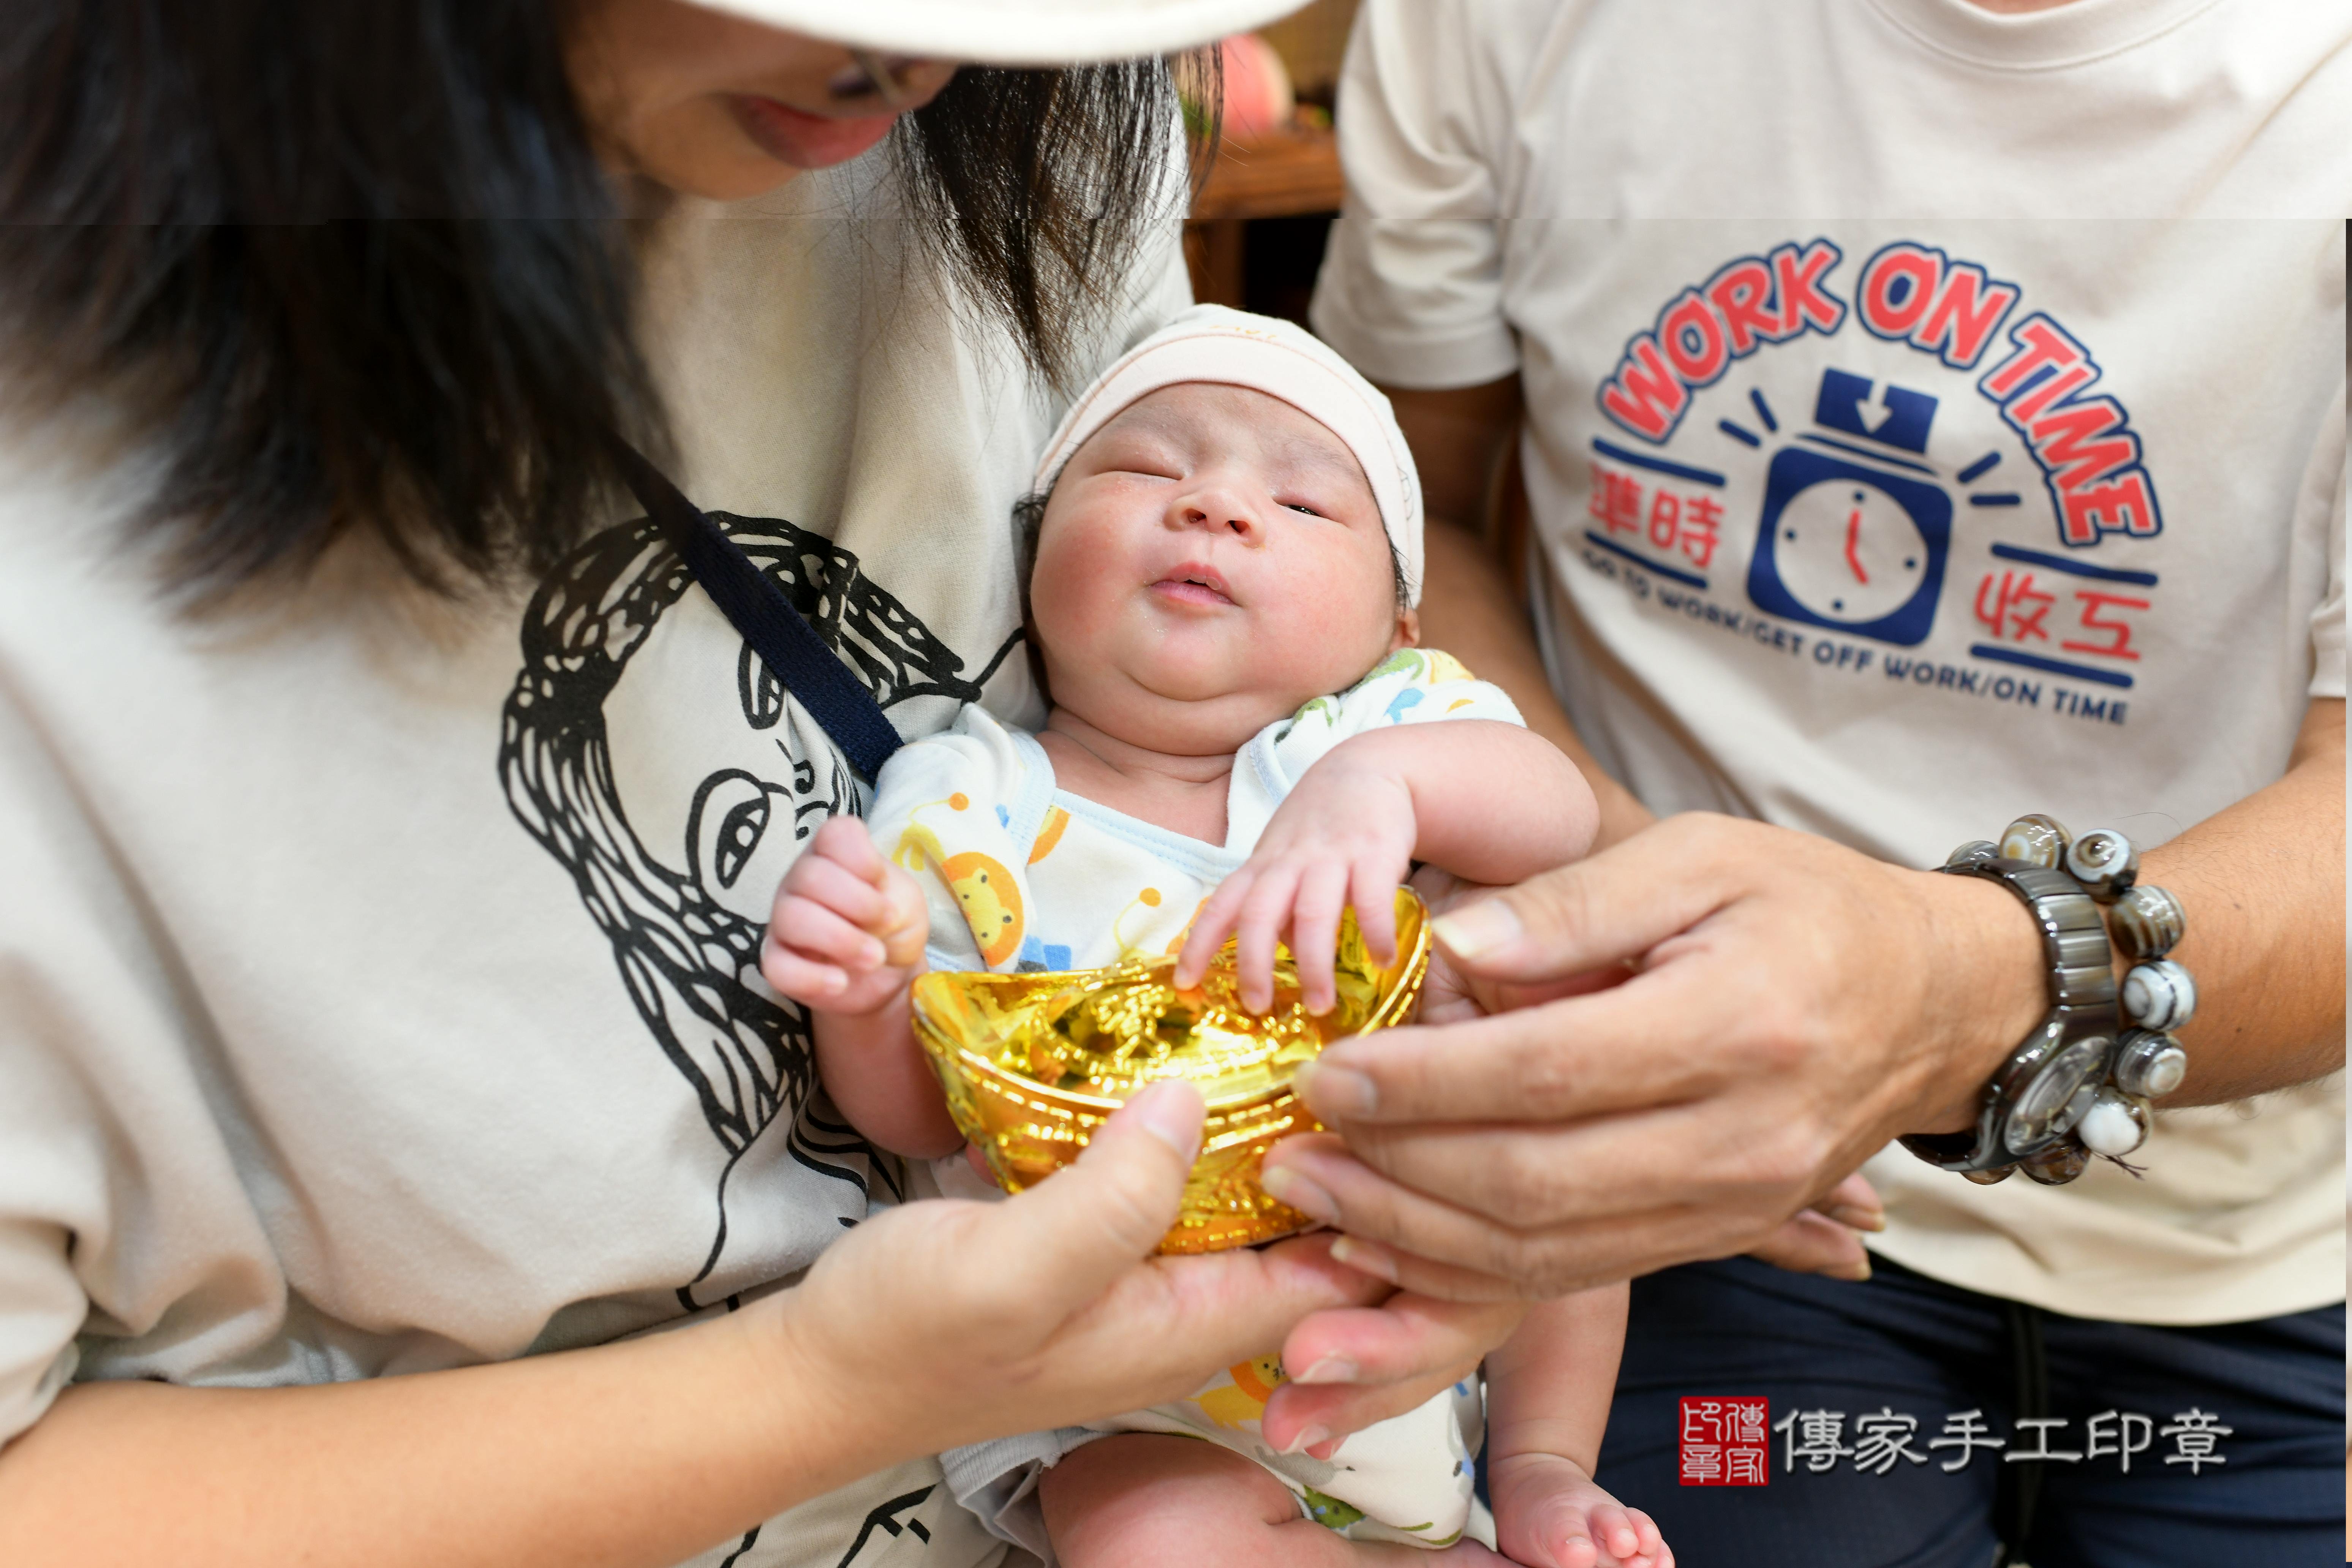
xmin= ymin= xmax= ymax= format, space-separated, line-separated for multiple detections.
xmin=1029 ymin=383 xmax=1411 ymax=756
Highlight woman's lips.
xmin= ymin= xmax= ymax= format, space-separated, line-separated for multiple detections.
xmin=730 ymin=95 xmax=901 ymax=169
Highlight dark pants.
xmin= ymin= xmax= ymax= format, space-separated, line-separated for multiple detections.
xmin=1587 ymin=1256 xmax=2344 ymax=1568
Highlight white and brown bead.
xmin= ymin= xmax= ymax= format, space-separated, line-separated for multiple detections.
xmin=1998 ymin=813 xmax=2071 ymax=869
xmin=2062 ymin=828 xmax=2139 ymax=901
xmin=2109 ymin=884 xmax=2184 ymax=960
xmin=2077 ymin=1088 xmax=2151 ymax=1157
xmin=2113 ymin=1028 xmax=2188 ymax=1099
xmin=2121 ymin=959 xmax=2196 ymax=1031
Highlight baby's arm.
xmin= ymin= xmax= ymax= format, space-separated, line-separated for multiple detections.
xmin=760 ymin=816 xmax=965 ymax=1160
xmin=1485 ymin=1285 xmax=1670 ymax=1568
xmin=1317 ymin=719 xmax=1598 ymax=885
xmin=1178 ymin=720 xmax=1597 ymax=1011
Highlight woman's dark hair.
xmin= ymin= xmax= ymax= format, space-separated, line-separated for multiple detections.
xmin=0 ymin=0 xmax=1198 ymax=599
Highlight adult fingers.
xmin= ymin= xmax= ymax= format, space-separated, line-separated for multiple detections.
xmin=1031 ymin=1233 xmax=1391 ymax=1434
xmin=1261 ymin=1329 xmax=1502 ymax=1454
xmin=1328 ymin=1235 xmax=1525 ymax=1303
xmin=1265 ymin=1135 xmax=1778 ymax=1296
xmin=1424 ymin=814 xmax=1756 ymax=985
xmin=1293 ymin=959 xmax=1749 ymax=1127
xmin=1304 ymin=1102 xmax=1799 ymax=1230
xmin=1744 ymin=1210 xmax=1872 ymax=1281
xmin=1278 ymin=1293 xmax=1525 ymax=1394
xmin=1261 ymin=1138 xmax=1524 ymax=1299
xmin=1811 ymin=1171 xmax=1885 ymax=1233
xmin=971 ymin=1081 xmax=1202 ymax=1328
xmin=1261 ymin=1291 xmax=1526 ymax=1449
xmin=1295 ymin=1100 xmax=1802 ymax=1228
xmin=1415 ymin=949 xmax=1489 ymax=1027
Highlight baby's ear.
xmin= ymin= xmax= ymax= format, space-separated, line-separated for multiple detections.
xmin=1390 ymin=607 xmax=1421 ymax=651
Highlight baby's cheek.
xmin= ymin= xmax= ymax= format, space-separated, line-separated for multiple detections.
xmin=1282 ymin=606 xmax=1392 ymax=696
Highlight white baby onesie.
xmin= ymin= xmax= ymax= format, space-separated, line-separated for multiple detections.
xmin=865 ymin=649 xmax=1521 ymax=1559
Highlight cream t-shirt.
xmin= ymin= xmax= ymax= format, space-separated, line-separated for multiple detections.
xmin=0 ymin=152 xmax=1188 ymax=1567
xmin=1310 ymin=0 xmax=2347 ymax=1324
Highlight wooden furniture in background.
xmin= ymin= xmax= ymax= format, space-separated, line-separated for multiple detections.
xmin=1182 ymin=123 xmax=1345 ymax=308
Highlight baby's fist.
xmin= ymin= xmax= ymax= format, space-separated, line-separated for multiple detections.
xmin=762 ymin=816 xmax=928 ymax=1013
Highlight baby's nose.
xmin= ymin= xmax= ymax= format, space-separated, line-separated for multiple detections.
xmin=1174 ymin=484 xmax=1260 ymax=539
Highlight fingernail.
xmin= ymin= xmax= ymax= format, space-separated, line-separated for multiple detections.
xmin=1280 ymin=1423 xmax=1329 ymax=1456
xmin=1292 ymin=1060 xmax=1376 ymax=1121
xmin=1330 ymin=1235 xmax=1400 ymax=1285
xmin=1127 ymin=1081 xmax=1202 ymax=1165
xmin=1827 ymin=1203 xmax=1886 ymax=1233
xmin=1831 ymin=1257 xmax=1873 ymax=1282
xmin=1430 ymin=900 xmax=1522 ymax=961
xmin=1293 ymin=1353 xmax=1359 ymax=1385
xmin=1258 ymin=1165 xmax=1338 ymax=1225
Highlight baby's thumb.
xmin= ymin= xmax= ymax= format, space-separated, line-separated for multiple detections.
xmin=880 ymin=865 xmax=930 ymax=968
xmin=986 ymin=1081 xmax=1203 ymax=1312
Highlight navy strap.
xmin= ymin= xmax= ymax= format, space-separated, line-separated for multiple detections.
xmin=610 ymin=441 xmax=903 ymax=783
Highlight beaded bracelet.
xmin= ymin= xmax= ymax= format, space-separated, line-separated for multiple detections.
xmin=1897 ymin=815 xmax=2192 ymax=1187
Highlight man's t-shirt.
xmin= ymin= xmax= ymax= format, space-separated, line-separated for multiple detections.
xmin=0 ymin=152 xmax=1187 ymax=1565
xmin=1310 ymin=0 xmax=2347 ymax=1325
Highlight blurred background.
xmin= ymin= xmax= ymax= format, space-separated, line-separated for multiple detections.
xmin=1183 ymin=0 xmax=1357 ymax=325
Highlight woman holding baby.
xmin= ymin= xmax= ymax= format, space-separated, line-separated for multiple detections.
xmin=0 ymin=1 xmax=1594 ymax=1563
xmin=0 ymin=3 xmax=1493 ymax=1564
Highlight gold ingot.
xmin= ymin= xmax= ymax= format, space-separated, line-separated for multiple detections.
xmin=912 ymin=888 xmax=1431 ymax=1253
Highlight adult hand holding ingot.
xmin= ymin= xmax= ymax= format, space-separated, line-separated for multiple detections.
xmin=912 ymin=889 xmax=1432 ymax=1253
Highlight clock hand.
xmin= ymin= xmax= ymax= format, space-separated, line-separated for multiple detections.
xmin=1843 ymin=508 xmax=1870 ymax=584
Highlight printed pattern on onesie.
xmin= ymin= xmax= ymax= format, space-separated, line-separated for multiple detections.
xmin=865 ymin=647 xmax=1522 ymax=979
xmin=1104 ymin=1352 xmax=1490 ymax=1548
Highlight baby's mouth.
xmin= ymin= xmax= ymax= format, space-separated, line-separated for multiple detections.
xmin=1150 ymin=565 xmax=1236 ymax=608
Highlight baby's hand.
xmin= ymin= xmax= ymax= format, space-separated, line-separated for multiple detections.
xmin=1173 ymin=753 xmax=1416 ymax=1015
xmin=1491 ymin=1452 xmax=1671 ymax=1568
xmin=761 ymin=815 xmax=929 ymax=1015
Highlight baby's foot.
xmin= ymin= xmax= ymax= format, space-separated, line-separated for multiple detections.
xmin=1488 ymin=1452 xmax=1670 ymax=1568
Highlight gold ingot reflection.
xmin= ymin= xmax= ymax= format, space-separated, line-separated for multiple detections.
xmin=912 ymin=888 xmax=1430 ymax=1253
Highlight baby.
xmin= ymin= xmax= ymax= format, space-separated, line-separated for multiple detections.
xmin=763 ymin=307 xmax=1668 ymax=1568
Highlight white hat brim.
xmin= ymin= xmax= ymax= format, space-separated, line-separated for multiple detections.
xmin=689 ymin=0 xmax=1311 ymax=66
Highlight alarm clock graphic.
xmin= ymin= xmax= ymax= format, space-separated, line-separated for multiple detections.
xmin=1746 ymin=371 xmax=1954 ymax=647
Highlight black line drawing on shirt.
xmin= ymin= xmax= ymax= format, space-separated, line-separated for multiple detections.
xmin=500 ymin=510 xmax=997 ymax=1306
xmin=836 ymin=1486 xmax=938 ymax=1565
